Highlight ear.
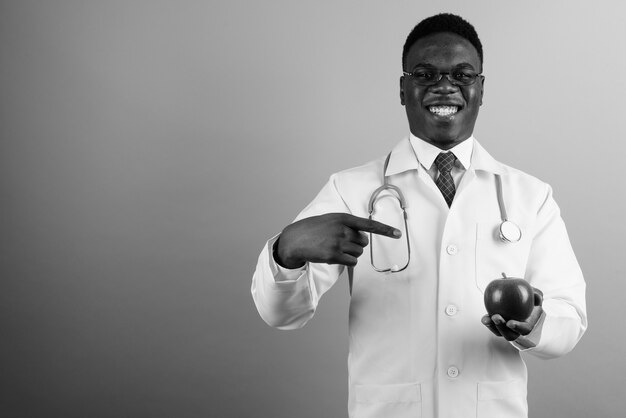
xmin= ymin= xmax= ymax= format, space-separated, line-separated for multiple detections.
xmin=479 ymin=75 xmax=485 ymax=106
xmin=399 ymin=76 xmax=406 ymax=106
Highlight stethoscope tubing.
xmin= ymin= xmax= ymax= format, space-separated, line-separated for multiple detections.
xmin=368 ymin=153 xmax=411 ymax=273
xmin=368 ymin=151 xmax=522 ymax=273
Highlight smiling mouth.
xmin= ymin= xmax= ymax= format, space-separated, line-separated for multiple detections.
xmin=428 ymin=105 xmax=459 ymax=116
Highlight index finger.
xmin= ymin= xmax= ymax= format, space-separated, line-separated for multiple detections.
xmin=481 ymin=314 xmax=502 ymax=337
xmin=340 ymin=214 xmax=402 ymax=238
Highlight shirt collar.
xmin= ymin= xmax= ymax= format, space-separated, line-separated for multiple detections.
xmin=385 ymin=134 xmax=506 ymax=176
xmin=409 ymin=133 xmax=474 ymax=171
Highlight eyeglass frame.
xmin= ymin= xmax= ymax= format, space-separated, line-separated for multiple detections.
xmin=402 ymin=68 xmax=484 ymax=87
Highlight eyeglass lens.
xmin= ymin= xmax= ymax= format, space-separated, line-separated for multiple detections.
xmin=405 ymin=67 xmax=480 ymax=86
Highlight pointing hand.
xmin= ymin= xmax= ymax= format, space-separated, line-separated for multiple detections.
xmin=274 ymin=213 xmax=401 ymax=269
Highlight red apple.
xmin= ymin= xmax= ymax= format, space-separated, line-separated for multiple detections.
xmin=484 ymin=273 xmax=535 ymax=322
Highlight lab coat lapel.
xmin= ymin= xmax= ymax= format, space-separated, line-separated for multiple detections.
xmin=384 ymin=137 xmax=507 ymax=210
xmin=453 ymin=140 xmax=507 ymax=208
xmin=470 ymin=140 xmax=507 ymax=175
xmin=385 ymin=137 xmax=450 ymax=206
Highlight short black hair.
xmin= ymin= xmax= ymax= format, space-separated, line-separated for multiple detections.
xmin=402 ymin=13 xmax=483 ymax=70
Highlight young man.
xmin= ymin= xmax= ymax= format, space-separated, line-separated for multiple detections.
xmin=252 ymin=13 xmax=587 ymax=418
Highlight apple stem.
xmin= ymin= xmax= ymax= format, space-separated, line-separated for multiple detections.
xmin=502 ymin=272 xmax=508 ymax=279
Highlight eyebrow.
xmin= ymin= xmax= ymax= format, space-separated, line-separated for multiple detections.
xmin=412 ymin=62 xmax=476 ymax=70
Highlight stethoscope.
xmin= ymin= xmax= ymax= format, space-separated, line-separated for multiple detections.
xmin=367 ymin=152 xmax=522 ymax=273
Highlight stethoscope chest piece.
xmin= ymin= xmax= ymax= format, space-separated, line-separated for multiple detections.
xmin=494 ymin=174 xmax=522 ymax=243
xmin=499 ymin=220 xmax=522 ymax=243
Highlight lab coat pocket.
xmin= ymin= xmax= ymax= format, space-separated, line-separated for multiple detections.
xmin=354 ymin=382 xmax=422 ymax=418
xmin=477 ymin=379 xmax=527 ymax=417
xmin=475 ymin=222 xmax=532 ymax=292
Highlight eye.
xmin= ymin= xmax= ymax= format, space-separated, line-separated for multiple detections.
xmin=452 ymin=69 xmax=476 ymax=81
xmin=414 ymin=70 xmax=436 ymax=81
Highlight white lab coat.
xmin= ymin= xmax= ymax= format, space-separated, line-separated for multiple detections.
xmin=251 ymin=137 xmax=587 ymax=418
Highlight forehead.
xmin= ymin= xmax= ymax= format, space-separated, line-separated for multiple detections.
xmin=405 ymin=32 xmax=481 ymax=69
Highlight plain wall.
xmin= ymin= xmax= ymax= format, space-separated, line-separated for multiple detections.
xmin=1 ymin=1 xmax=624 ymax=417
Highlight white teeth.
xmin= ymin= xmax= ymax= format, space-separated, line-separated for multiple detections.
xmin=429 ymin=105 xmax=459 ymax=116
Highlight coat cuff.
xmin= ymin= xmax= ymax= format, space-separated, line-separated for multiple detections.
xmin=511 ymin=310 xmax=546 ymax=351
xmin=267 ymin=234 xmax=307 ymax=282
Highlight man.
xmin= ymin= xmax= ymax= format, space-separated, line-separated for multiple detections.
xmin=251 ymin=13 xmax=587 ymax=418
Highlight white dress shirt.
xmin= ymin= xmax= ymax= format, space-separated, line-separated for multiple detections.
xmin=409 ymin=133 xmax=474 ymax=189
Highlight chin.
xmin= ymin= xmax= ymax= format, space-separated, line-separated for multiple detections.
xmin=428 ymin=134 xmax=463 ymax=149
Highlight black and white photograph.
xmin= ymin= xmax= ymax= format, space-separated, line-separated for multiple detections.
xmin=1 ymin=1 xmax=623 ymax=417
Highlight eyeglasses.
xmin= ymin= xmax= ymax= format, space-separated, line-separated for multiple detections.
xmin=403 ymin=67 xmax=483 ymax=86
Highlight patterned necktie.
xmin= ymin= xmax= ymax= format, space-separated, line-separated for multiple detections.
xmin=434 ymin=152 xmax=457 ymax=207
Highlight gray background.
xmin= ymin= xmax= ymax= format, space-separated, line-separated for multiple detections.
xmin=1 ymin=1 xmax=623 ymax=417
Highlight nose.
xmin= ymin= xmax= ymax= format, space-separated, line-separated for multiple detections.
xmin=430 ymin=74 xmax=458 ymax=93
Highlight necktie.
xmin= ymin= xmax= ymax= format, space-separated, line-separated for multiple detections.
xmin=434 ymin=152 xmax=456 ymax=207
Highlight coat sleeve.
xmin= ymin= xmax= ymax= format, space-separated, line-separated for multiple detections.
xmin=521 ymin=183 xmax=588 ymax=359
xmin=251 ymin=174 xmax=350 ymax=330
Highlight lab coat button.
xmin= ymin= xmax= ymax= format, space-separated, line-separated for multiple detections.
xmin=447 ymin=366 xmax=459 ymax=378
xmin=446 ymin=244 xmax=458 ymax=255
xmin=445 ymin=305 xmax=458 ymax=316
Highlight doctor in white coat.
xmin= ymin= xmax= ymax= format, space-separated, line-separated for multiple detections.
xmin=251 ymin=13 xmax=586 ymax=418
